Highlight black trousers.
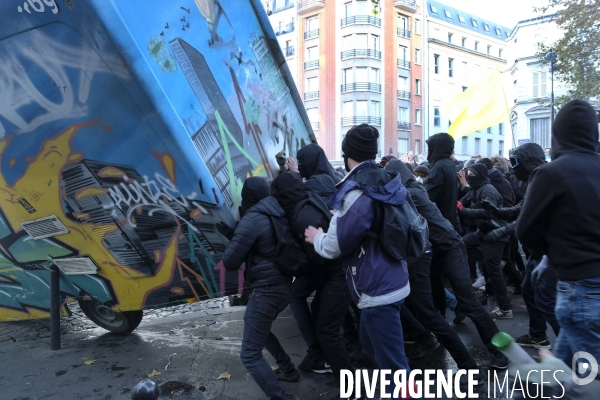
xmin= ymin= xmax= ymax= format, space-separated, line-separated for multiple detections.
xmin=404 ymin=251 xmax=477 ymax=369
xmin=311 ymin=274 xmax=353 ymax=380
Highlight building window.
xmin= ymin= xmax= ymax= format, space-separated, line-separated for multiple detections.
xmin=448 ymin=58 xmax=454 ymax=78
xmin=415 ymin=49 xmax=421 ymax=64
xmin=487 ymin=45 xmax=491 ymax=55
xmin=306 ymin=76 xmax=319 ymax=92
xmin=499 ymin=140 xmax=504 ymax=154
xmin=415 ymin=79 xmax=421 ymax=95
xmin=415 ymin=18 xmax=420 ymax=33
xmin=530 ymin=117 xmax=551 ymax=148
xmin=355 ymin=67 xmax=368 ymax=82
xmin=458 ymin=15 xmax=465 ymax=23
xmin=434 ymin=107 xmax=440 ymax=127
xmin=307 ymin=15 xmax=319 ymax=31
xmin=307 ymin=46 xmax=318 ymax=61
xmin=342 ymin=34 xmax=352 ymax=51
xmin=475 ymin=138 xmax=481 ymax=155
xmin=474 ymin=41 xmax=479 ymax=52
xmin=430 ymin=4 xmax=438 ymax=13
xmin=398 ymin=76 xmax=408 ymax=91
xmin=495 ymin=27 xmax=502 ymax=36
xmin=356 ymin=100 xmax=368 ymax=117
xmin=342 ymin=68 xmax=353 ymax=84
xmin=372 ymin=34 xmax=380 ymax=51
xmin=356 ymin=0 xmax=368 ymax=15
xmin=499 ymin=49 xmax=503 ymax=59
xmin=434 ymin=54 xmax=439 ymax=74
xmin=343 ymin=101 xmax=353 ymax=117
xmin=306 ymin=107 xmax=318 ymax=124
xmin=415 ymin=109 xmax=421 ymax=125
xmin=344 ymin=1 xmax=352 ymax=18
xmin=371 ymin=67 xmax=380 ymax=84
xmin=398 ymin=107 xmax=409 ymax=122
xmin=415 ymin=139 xmax=421 ymax=154
xmin=487 ymin=139 xmax=492 ymax=157
xmin=487 ymin=126 xmax=492 ymax=134
xmin=461 ymin=137 xmax=467 ymax=154
xmin=448 ymin=33 xmax=453 ymax=43
xmin=398 ymin=45 xmax=407 ymax=61
xmin=398 ymin=14 xmax=408 ymax=31
xmin=370 ymin=101 xmax=380 ymax=118
xmin=461 ymin=37 xmax=466 ymax=47
xmin=533 ymin=71 xmax=547 ymax=98
xmin=499 ymin=123 xmax=503 ymax=135
xmin=444 ymin=10 xmax=452 ymax=18
xmin=483 ymin=22 xmax=490 ymax=32
xmin=398 ymin=138 xmax=409 ymax=154
xmin=472 ymin=18 xmax=478 ymax=28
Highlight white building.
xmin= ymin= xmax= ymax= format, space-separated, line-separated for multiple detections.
xmin=263 ymin=0 xmax=299 ymax=85
xmin=423 ymin=0 xmax=511 ymax=159
xmin=505 ymin=14 xmax=568 ymax=151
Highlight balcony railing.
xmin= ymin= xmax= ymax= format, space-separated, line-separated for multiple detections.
xmin=397 ymin=59 xmax=411 ymax=69
xmin=304 ymin=91 xmax=319 ymax=100
xmin=311 ymin=121 xmax=320 ymax=130
xmin=341 ymin=116 xmax=382 ymax=126
xmin=272 ymin=2 xmax=295 ymax=13
xmin=304 ymin=59 xmax=319 ymax=70
xmin=397 ymin=90 xmax=411 ymax=99
xmin=285 ymin=46 xmax=295 ymax=57
xmin=398 ymin=122 xmax=411 ymax=130
xmin=341 ymin=49 xmax=381 ymax=60
xmin=397 ymin=28 xmax=411 ymax=38
xmin=394 ymin=0 xmax=417 ymax=12
xmin=304 ymin=29 xmax=319 ymax=40
xmin=341 ymin=15 xmax=381 ymax=27
xmin=341 ymin=82 xmax=381 ymax=93
xmin=298 ymin=0 xmax=324 ymax=14
xmin=275 ymin=22 xmax=295 ymax=36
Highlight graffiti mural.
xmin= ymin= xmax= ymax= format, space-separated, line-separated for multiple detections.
xmin=0 ymin=0 xmax=313 ymax=322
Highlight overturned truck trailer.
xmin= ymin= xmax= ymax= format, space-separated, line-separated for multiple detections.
xmin=0 ymin=0 xmax=314 ymax=332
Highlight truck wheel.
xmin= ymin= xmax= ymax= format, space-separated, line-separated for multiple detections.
xmin=78 ymin=300 xmax=143 ymax=334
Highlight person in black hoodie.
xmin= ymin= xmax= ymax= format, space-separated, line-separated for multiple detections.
xmin=424 ymin=133 xmax=461 ymax=233
xmin=386 ymin=160 xmax=509 ymax=371
xmin=222 ymin=177 xmax=298 ymax=400
xmin=297 ymin=143 xmax=340 ymax=199
xmin=459 ymin=163 xmax=513 ymax=319
xmin=516 ymin=99 xmax=600 ymax=364
xmin=477 ymin=158 xmax=515 ymax=207
xmin=271 ymin=171 xmax=353 ymax=388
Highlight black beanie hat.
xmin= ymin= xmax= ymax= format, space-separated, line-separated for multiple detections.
xmin=469 ymin=163 xmax=489 ymax=177
xmin=342 ymin=124 xmax=379 ymax=162
xmin=477 ymin=158 xmax=494 ymax=170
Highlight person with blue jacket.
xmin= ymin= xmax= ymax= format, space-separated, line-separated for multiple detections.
xmin=305 ymin=124 xmax=410 ymax=398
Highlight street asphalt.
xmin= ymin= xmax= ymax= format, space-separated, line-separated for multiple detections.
xmin=0 ymin=290 xmax=555 ymax=400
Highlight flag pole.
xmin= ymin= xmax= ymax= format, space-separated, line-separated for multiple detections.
xmin=498 ymin=68 xmax=517 ymax=152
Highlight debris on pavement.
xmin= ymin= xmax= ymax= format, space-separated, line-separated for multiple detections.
xmin=217 ymin=372 xmax=231 ymax=380
xmin=114 ymin=371 xmax=124 ymax=378
xmin=148 ymin=369 xmax=162 ymax=378
xmin=83 ymin=360 xmax=96 ymax=365
xmin=165 ymin=352 xmax=177 ymax=370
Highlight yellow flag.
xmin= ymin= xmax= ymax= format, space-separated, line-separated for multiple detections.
xmin=442 ymin=66 xmax=509 ymax=138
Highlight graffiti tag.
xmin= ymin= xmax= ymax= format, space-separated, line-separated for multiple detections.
xmin=17 ymin=0 xmax=58 ymax=14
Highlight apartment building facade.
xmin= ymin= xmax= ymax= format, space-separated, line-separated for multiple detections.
xmin=263 ymin=0 xmax=299 ymax=86
xmin=423 ymin=0 xmax=511 ymax=159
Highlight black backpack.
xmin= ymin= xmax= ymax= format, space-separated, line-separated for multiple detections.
xmin=267 ymin=214 xmax=308 ymax=277
xmin=369 ymin=195 xmax=429 ymax=261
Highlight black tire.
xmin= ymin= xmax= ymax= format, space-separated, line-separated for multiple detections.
xmin=78 ymin=300 xmax=143 ymax=334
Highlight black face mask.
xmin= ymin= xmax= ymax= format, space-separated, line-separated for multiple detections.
xmin=466 ymin=174 xmax=486 ymax=188
xmin=343 ymin=154 xmax=351 ymax=172
xmin=513 ymin=165 xmax=529 ymax=182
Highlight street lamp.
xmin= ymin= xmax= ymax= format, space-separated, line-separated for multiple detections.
xmin=545 ymin=50 xmax=557 ymax=125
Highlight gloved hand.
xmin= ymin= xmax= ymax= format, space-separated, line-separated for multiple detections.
xmin=216 ymin=221 xmax=235 ymax=241
xmin=457 ymin=201 xmax=464 ymax=211
xmin=508 ymin=349 xmax=573 ymax=398
xmin=481 ymin=199 xmax=500 ymax=215
xmin=482 ymin=226 xmax=509 ymax=243
xmin=532 ymin=255 xmax=549 ymax=286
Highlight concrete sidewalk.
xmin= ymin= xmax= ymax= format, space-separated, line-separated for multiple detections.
xmin=0 ymin=293 xmax=551 ymax=400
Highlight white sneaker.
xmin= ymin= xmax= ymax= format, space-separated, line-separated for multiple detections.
xmin=472 ymin=276 xmax=485 ymax=289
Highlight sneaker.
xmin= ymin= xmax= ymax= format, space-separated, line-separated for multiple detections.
xmin=274 ymin=368 xmax=300 ymax=382
xmin=298 ymin=346 xmax=324 ymax=371
xmin=453 ymin=304 xmax=466 ymax=324
xmin=403 ymin=335 xmax=418 ymax=345
xmin=490 ymin=352 xmax=509 ymax=370
xmin=349 ymin=346 xmax=368 ymax=361
xmin=516 ymin=334 xmax=551 ymax=349
xmin=311 ymin=361 xmax=333 ymax=374
xmin=472 ymin=276 xmax=486 ymax=289
xmin=489 ymin=307 xmax=513 ymax=319
xmin=405 ymin=336 xmax=440 ymax=360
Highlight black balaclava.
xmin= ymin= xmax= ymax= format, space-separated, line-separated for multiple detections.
xmin=512 ymin=165 xmax=530 ymax=182
xmin=342 ymin=124 xmax=379 ymax=171
xmin=239 ymin=177 xmax=270 ymax=217
xmin=466 ymin=163 xmax=489 ymax=189
xmin=270 ymin=172 xmax=308 ymax=215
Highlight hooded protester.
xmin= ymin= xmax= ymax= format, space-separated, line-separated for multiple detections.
xmin=379 ymin=155 xmax=396 ymax=168
xmin=414 ymin=165 xmax=429 ymax=184
xmin=222 ymin=177 xmax=298 ymax=400
xmin=305 ymin=124 xmax=411 ymax=398
xmin=482 ymin=142 xmax=560 ymax=351
xmin=386 ymin=160 xmax=509 ymax=372
xmin=516 ymin=100 xmax=600 ymax=364
xmin=477 ymin=158 xmax=515 ymax=206
xmin=424 ymin=133 xmax=461 ymax=232
xmin=458 ymin=163 xmax=513 ymax=319
xmin=271 ymin=172 xmax=353 ymax=386
xmin=297 ymin=144 xmax=340 ymax=200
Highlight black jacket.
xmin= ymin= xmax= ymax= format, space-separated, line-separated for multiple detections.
xmin=223 ymin=196 xmax=292 ymax=288
xmin=424 ymin=133 xmax=461 ymax=232
xmin=517 ymin=100 xmax=600 ymax=280
xmin=387 ymin=160 xmax=462 ymax=250
xmin=488 ymin=168 xmax=515 ymax=206
xmin=297 ymin=144 xmax=339 ymax=200
xmin=460 ymin=178 xmax=505 ymax=234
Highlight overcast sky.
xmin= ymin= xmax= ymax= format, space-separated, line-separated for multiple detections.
xmin=443 ymin=0 xmax=551 ymax=29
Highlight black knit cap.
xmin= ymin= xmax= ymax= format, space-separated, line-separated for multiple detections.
xmin=477 ymin=158 xmax=494 ymax=170
xmin=342 ymin=123 xmax=379 ymax=162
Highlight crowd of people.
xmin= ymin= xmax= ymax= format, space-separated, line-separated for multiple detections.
xmin=217 ymin=99 xmax=600 ymax=400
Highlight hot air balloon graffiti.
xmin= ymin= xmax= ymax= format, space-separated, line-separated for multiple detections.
xmin=194 ymin=0 xmax=235 ymax=48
